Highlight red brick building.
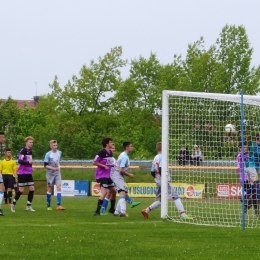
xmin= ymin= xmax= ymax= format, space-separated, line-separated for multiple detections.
xmin=1 ymin=96 xmax=39 ymax=109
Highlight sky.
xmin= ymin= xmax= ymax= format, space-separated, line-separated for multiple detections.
xmin=0 ymin=0 xmax=260 ymax=100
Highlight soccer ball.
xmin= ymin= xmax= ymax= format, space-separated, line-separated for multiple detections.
xmin=225 ymin=124 xmax=236 ymax=133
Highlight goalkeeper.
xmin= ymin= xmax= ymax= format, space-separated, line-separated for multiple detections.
xmin=237 ymin=141 xmax=254 ymax=213
xmin=244 ymin=170 xmax=260 ymax=216
xmin=141 ymin=142 xmax=194 ymax=220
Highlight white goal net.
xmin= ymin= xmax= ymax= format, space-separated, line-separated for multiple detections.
xmin=161 ymin=90 xmax=260 ymax=228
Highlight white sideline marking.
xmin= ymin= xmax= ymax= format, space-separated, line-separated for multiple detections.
xmin=4 ymin=221 xmax=163 ymax=227
xmin=99 ymin=221 xmax=163 ymax=225
xmin=4 ymin=223 xmax=66 ymax=227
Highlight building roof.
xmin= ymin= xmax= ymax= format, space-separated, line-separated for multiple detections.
xmin=0 ymin=97 xmax=39 ymax=109
xmin=16 ymin=100 xmax=36 ymax=109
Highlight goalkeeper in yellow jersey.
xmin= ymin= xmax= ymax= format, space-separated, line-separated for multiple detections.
xmin=0 ymin=149 xmax=17 ymax=205
xmin=0 ymin=132 xmax=5 ymax=216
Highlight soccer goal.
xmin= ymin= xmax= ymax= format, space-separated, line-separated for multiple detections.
xmin=161 ymin=90 xmax=260 ymax=228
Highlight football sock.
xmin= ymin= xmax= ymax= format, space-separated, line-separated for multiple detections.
xmin=96 ymin=199 xmax=103 ymax=213
xmin=47 ymin=192 xmax=51 ymax=207
xmin=4 ymin=191 xmax=7 ymax=203
xmin=247 ymin=199 xmax=253 ymax=210
xmin=174 ymin=197 xmax=185 ymax=214
xmin=8 ymin=191 xmax=12 ymax=204
xmin=27 ymin=190 xmax=34 ymax=205
xmin=146 ymin=200 xmax=161 ymax=213
xmin=102 ymin=198 xmax=109 ymax=213
xmin=110 ymin=199 xmax=115 ymax=210
xmin=119 ymin=196 xmax=126 ymax=214
xmin=0 ymin=191 xmax=3 ymax=208
xmin=126 ymin=195 xmax=133 ymax=204
xmin=115 ymin=200 xmax=121 ymax=214
xmin=13 ymin=190 xmax=22 ymax=204
xmin=57 ymin=192 xmax=62 ymax=206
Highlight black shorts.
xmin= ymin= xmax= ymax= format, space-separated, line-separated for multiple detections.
xmin=96 ymin=178 xmax=115 ymax=189
xmin=18 ymin=174 xmax=34 ymax=187
xmin=3 ymin=175 xmax=15 ymax=189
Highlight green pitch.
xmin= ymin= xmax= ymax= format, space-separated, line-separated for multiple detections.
xmin=0 ymin=196 xmax=259 ymax=260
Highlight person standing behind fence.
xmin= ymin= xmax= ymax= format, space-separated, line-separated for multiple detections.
xmin=191 ymin=145 xmax=203 ymax=166
xmin=177 ymin=146 xmax=190 ymax=166
xmin=11 ymin=136 xmax=35 ymax=213
xmin=44 ymin=140 xmax=65 ymax=211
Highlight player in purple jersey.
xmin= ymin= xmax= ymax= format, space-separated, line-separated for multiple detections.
xmin=93 ymin=137 xmax=117 ymax=216
xmin=11 ymin=136 xmax=35 ymax=213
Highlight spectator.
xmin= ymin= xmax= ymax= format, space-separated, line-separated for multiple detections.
xmin=177 ymin=146 xmax=190 ymax=166
xmin=191 ymin=145 xmax=203 ymax=166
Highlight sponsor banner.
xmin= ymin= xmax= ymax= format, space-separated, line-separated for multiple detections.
xmin=91 ymin=182 xmax=205 ymax=198
xmin=91 ymin=182 xmax=157 ymax=197
xmin=217 ymin=184 xmax=242 ymax=198
xmin=174 ymin=183 xmax=205 ymax=199
xmin=54 ymin=180 xmax=89 ymax=196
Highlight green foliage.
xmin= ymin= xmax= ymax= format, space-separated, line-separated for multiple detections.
xmin=1 ymin=25 xmax=260 ymax=159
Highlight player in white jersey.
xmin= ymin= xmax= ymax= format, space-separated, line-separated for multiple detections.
xmin=112 ymin=142 xmax=135 ymax=217
xmin=141 ymin=142 xmax=195 ymax=220
xmin=101 ymin=143 xmax=140 ymax=215
xmin=44 ymin=140 xmax=65 ymax=211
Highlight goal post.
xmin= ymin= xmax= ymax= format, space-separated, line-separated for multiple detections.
xmin=161 ymin=90 xmax=260 ymax=228
xmin=161 ymin=90 xmax=169 ymax=219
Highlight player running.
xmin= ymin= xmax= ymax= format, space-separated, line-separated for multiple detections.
xmin=141 ymin=142 xmax=195 ymax=220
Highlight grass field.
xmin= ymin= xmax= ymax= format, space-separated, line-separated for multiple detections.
xmin=32 ymin=169 xmax=152 ymax=182
xmin=32 ymin=169 xmax=238 ymax=184
xmin=1 ymin=196 xmax=260 ymax=260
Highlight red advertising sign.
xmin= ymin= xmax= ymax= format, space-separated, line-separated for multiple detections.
xmin=217 ymin=184 xmax=243 ymax=198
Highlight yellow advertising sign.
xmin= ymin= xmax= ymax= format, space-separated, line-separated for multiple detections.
xmin=172 ymin=183 xmax=205 ymax=199
xmin=91 ymin=182 xmax=205 ymax=199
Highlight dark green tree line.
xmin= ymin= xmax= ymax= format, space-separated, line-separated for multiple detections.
xmin=1 ymin=25 xmax=260 ymax=159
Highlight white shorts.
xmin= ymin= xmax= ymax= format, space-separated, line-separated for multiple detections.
xmin=46 ymin=172 xmax=62 ymax=186
xmin=111 ymin=174 xmax=127 ymax=193
xmin=154 ymin=177 xmax=178 ymax=199
xmin=245 ymin=167 xmax=258 ymax=182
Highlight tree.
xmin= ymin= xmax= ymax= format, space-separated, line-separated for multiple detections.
xmin=215 ymin=25 xmax=260 ymax=94
xmin=129 ymin=53 xmax=162 ymax=113
xmin=0 ymin=98 xmax=21 ymax=147
xmin=49 ymin=46 xmax=127 ymax=115
xmin=110 ymin=78 xmax=141 ymax=114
